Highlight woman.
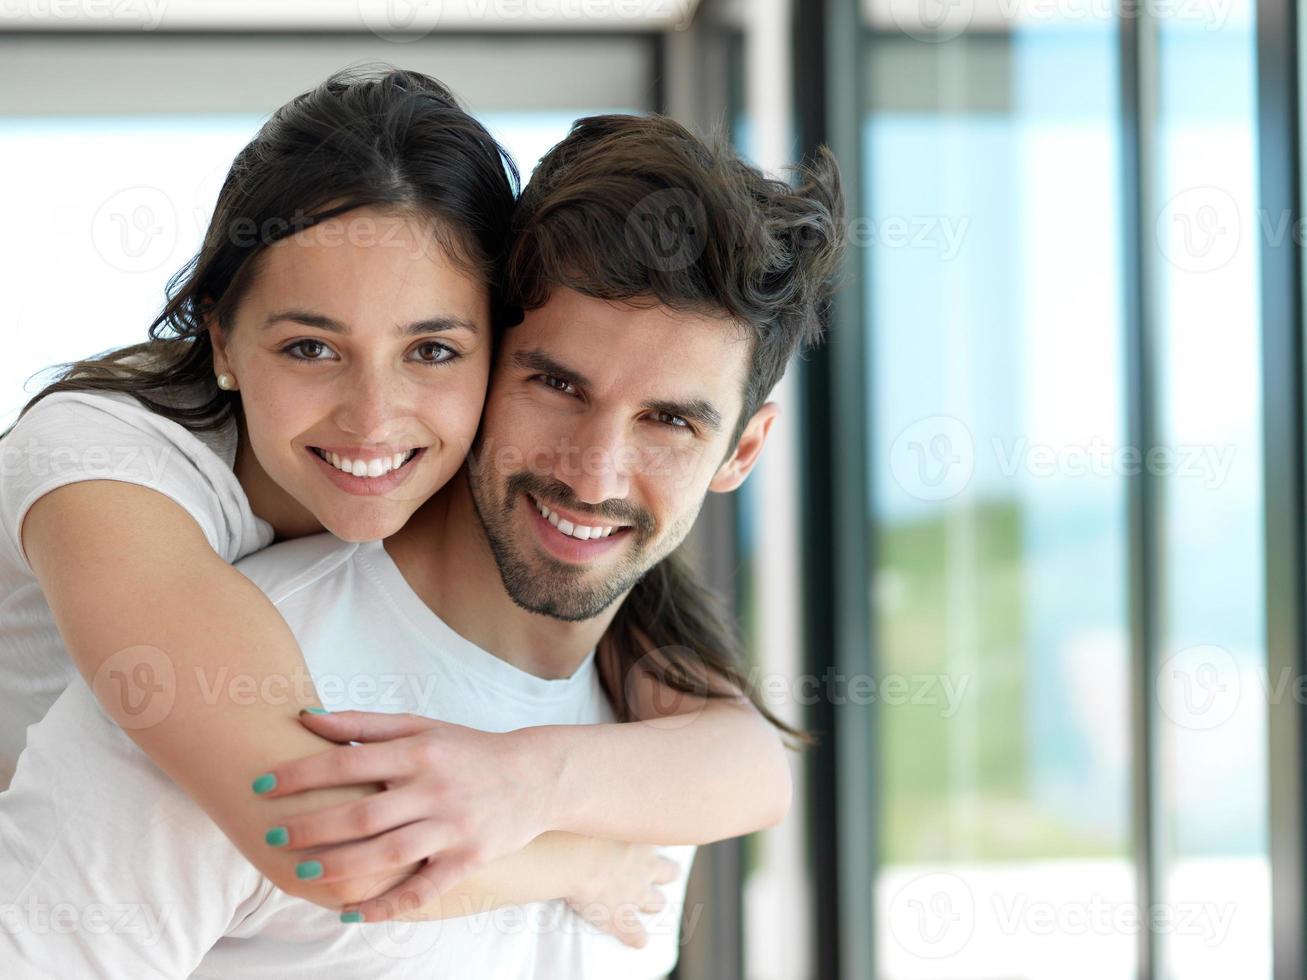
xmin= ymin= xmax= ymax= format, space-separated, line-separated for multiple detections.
xmin=0 ymin=66 xmax=794 ymax=931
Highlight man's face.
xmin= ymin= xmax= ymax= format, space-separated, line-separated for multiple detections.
xmin=467 ymin=286 xmax=772 ymax=622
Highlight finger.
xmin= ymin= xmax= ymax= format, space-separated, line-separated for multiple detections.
xmin=253 ymin=742 xmax=415 ymax=798
xmin=295 ymin=821 xmax=443 ymax=884
xmin=640 ymin=887 xmax=667 ymax=914
xmin=614 ymin=901 xmax=651 ymax=948
xmin=569 ymin=900 xmax=648 ymax=949
xmin=351 ymin=852 xmax=484 ymax=923
xmin=267 ymin=788 xmax=433 ymax=850
xmin=611 ymin=914 xmax=649 ymax=949
xmin=620 ymin=927 xmax=649 ymax=949
xmin=297 ymin=710 xmax=440 ymax=743
xmin=652 ymin=856 xmax=680 ymax=884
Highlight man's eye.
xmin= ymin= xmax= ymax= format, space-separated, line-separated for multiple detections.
xmin=540 ymin=376 xmax=576 ymax=395
xmin=655 ymin=411 xmax=691 ymax=430
xmin=283 ymin=339 xmax=334 ymax=361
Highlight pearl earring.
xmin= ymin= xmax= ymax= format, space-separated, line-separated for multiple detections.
xmin=217 ymin=373 xmax=237 ymax=391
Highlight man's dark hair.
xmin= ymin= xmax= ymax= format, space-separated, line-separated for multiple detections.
xmin=506 ymin=113 xmax=846 ymax=445
xmin=507 ymin=114 xmax=846 ymax=749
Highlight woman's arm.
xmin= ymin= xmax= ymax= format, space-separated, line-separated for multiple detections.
xmin=385 ymin=831 xmax=679 ymax=949
xmin=259 ymin=642 xmax=792 ymax=890
xmin=22 ymin=480 xmax=406 ymax=909
xmin=529 ymin=641 xmax=793 ymax=843
xmin=27 ymin=480 xmax=682 ymax=926
xmin=291 ymin=681 xmax=792 ymax=847
xmin=24 ymin=481 xmax=694 ymax=927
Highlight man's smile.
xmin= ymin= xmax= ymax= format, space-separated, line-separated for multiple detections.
xmin=523 ymin=491 xmax=633 ymax=562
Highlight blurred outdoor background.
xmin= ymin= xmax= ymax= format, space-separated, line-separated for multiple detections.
xmin=1 ymin=0 xmax=1302 ymax=977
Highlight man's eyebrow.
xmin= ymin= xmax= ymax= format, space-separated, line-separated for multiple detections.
xmin=513 ymin=348 xmax=724 ymax=433
xmin=511 ymin=349 xmax=593 ymax=389
xmin=263 ymin=309 xmax=479 ymax=336
xmin=644 ymin=398 xmax=724 ymax=433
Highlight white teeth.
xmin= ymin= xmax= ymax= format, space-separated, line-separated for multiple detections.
xmin=530 ymin=496 xmax=625 ymax=542
xmin=318 ymin=449 xmax=413 ymax=479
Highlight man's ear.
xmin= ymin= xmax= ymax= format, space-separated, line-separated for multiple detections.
xmin=709 ymin=402 xmax=780 ymax=493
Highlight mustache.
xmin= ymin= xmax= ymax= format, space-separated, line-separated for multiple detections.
xmin=506 ymin=472 xmax=654 ymax=535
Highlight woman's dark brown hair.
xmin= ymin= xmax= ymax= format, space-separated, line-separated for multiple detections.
xmin=507 ymin=114 xmax=847 ymax=748
xmin=7 ymin=65 xmax=519 ymax=436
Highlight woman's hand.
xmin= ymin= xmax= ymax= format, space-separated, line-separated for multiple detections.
xmin=565 ymin=840 xmax=681 ymax=949
xmin=251 ymin=710 xmax=559 ymax=916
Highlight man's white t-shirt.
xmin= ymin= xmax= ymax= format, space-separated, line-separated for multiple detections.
xmin=0 ymin=389 xmax=273 ymax=787
xmin=0 ymin=534 xmax=695 ymax=979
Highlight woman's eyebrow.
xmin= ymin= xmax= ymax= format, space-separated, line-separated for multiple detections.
xmin=262 ymin=309 xmax=479 ymax=335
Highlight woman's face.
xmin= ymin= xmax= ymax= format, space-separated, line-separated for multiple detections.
xmin=210 ymin=207 xmax=492 ymax=542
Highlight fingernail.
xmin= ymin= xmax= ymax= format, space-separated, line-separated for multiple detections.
xmin=251 ymin=773 xmax=277 ymax=795
xmin=300 ymin=707 xmax=330 ymax=715
xmin=340 ymin=910 xmax=364 ymax=923
xmin=296 ymin=860 xmax=324 ymax=881
xmin=264 ymin=826 xmax=289 ymax=847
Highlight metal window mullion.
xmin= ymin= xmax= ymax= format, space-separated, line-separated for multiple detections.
xmin=795 ymin=1 xmax=875 ymax=980
xmin=1120 ymin=2 xmax=1161 ymax=978
xmin=1257 ymin=0 xmax=1307 ymax=975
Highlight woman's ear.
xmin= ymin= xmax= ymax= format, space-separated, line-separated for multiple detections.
xmin=708 ymin=402 xmax=781 ymax=494
xmin=206 ymin=312 xmax=231 ymax=378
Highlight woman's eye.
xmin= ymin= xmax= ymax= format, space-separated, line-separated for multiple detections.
xmin=284 ymin=339 xmax=334 ymax=361
xmin=410 ymin=341 xmax=455 ymax=365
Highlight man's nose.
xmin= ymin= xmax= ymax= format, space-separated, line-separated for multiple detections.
xmin=552 ymin=415 xmax=633 ymax=505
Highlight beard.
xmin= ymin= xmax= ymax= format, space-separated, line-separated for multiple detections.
xmin=468 ymin=466 xmax=676 ymax=622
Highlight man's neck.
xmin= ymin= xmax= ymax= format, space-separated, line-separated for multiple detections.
xmin=383 ymin=470 xmax=619 ymax=680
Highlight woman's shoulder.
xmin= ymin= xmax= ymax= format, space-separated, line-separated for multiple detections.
xmin=0 ymin=387 xmax=268 ymax=568
xmin=8 ymin=387 xmax=238 ymax=469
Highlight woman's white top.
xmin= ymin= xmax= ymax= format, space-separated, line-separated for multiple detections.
xmin=0 ymin=388 xmax=273 ymax=787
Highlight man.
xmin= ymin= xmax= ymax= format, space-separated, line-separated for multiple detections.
xmin=0 ymin=114 xmax=844 ymax=977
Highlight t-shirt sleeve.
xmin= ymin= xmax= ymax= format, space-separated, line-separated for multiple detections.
xmin=0 ymin=391 xmax=258 ymax=573
xmin=0 ymin=678 xmax=263 ymax=978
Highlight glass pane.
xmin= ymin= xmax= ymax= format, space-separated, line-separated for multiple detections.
xmin=0 ymin=115 xmax=261 ymax=425
xmin=1150 ymin=1 xmax=1270 ymax=977
xmin=865 ymin=18 xmax=1135 ymax=980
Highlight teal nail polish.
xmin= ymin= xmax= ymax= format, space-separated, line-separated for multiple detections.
xmin=340 ymin=910 xmax=364 ymax=923
xmin=264 ymin=826 xmax=289 ymax=847
xmin=302 ymin=707 xmax=329 ymax=715
xmin=296 ymin=860 xmax=324 ymax=881
xmin=251 ymin=773 xmax=277 ymax=795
